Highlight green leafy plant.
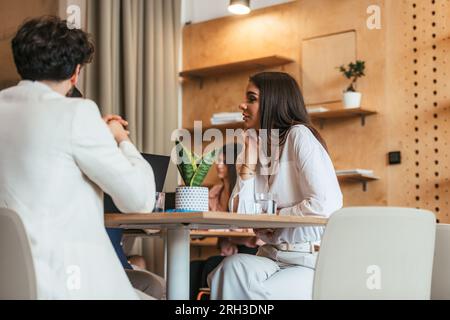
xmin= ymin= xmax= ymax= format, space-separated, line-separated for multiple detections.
xmin=338 ymin=60 xmax=366 ymax=92
xmin=175 ymin=141 xmax=218 ymax=187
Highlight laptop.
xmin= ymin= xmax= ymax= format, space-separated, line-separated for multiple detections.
xmin=105 ymin=153 xmax=170 ymax=269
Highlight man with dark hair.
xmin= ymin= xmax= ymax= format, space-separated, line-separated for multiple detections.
xmin=12 ymin=15 xmax=94 ymax=83
xmin=0 ymin=16 xmax=156 ymax=299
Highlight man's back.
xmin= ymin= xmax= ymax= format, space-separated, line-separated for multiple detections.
xmin=0 ymin=81 xmax=82 ymax=219
xmin=0 ymin=81 xmax=155 ymax=299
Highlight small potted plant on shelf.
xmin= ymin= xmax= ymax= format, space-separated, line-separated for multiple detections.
xmin=338 ymin=60 xmax=366 ymax=109
xmin=174 ymin=141 xmax=217 ymax=212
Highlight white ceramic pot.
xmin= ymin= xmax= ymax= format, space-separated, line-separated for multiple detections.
xmin=343 ymin=91 xmax=362 ymax=109
xmin=175 ymin=186 xmax=209 ymax=212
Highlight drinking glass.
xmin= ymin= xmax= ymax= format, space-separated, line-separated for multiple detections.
xmin=254 ymin=192 xmax=277 ymax=215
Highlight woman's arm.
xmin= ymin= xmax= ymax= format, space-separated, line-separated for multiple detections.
xmin=228 ymin=131 xmax=258 ymax=213
xmin=278 ymin=127 xmax=343 ymax=217
xmin=209 ymin=184 xmax=224 ymax=212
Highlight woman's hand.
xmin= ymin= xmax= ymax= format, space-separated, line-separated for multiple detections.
xmin=244 ymin=131 xmax=258 ymax=169
xmin=238 ymin=130 xmax=258 ymax=180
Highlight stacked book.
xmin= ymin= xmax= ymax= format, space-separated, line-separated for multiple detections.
xmin=306 ymin=106 xmax=329 ymax=114
xmin=336 ymin=169 xmax=375 ymax=177
xmin=210 ymin=112 xmax=244 ymax=125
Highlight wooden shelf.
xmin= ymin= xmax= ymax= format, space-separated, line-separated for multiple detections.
xmin=337 ymin=173 xmax=379 ymax=192
xmin=184 ymin=108 xmax=376 ymax=132
xmin=309 ymin=107 xmax=377 ymax=128
xmin=179 ymin=55 xmax=295 ymax=79
xmin=186 ymin=121 xmax=245 ymax=133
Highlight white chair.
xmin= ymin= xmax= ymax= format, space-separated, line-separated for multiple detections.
xmin=313 ymin=207 xmax=436 ymax=300
xmin=0 ymin=208 xmax=37 ymax=299
xmin=431 ymin=224 xmax=450 ymax=300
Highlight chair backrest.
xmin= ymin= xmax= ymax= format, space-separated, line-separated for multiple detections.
xmin=431 ymin=224 xmax=450 ymax=300
xmin=313 ymin=207 xmax=436 ymax=300
xmin=0 ymin=208 xmax=37 ymax=299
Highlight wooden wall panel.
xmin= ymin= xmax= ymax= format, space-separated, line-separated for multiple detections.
xmin=297 ymin=0 xmax=388 ymax=207
xmin=0 ymin=0 xmax=59 ymax=89
xmin=302 ymin=31 xmax=357 ymax=106
xmin=182 ymin=2 xmax=300 ymax=71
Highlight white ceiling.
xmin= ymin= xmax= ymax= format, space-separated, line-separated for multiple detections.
xmin=182 ymin=0 xmax=294 ymax=24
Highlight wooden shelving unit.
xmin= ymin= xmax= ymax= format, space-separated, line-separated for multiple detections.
xmin=337 ymin=172 xmax=379 ymax=192
xmin=179 ymin=55 xmax=295 ymax=79
xmin=186 ymin=107 xmax=376 ymax=132
xmin=309 ymin=107 xmax=377 ymax=128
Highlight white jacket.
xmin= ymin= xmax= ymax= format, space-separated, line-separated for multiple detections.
xmin=0 ymin=81 xmax=156 ymax=299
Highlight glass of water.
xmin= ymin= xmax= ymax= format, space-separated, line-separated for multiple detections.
xmin=154 ymin=192 xmax=165 ymax=212
xmin=254 ymin=192 xmax=277 ymax=215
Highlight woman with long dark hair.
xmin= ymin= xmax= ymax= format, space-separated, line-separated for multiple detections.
xmin=208 ymin=144 xmax=238 ymax=212
xmin=208 ymin=72 xmax=343 ymax=300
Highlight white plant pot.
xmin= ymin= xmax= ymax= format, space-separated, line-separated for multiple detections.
xmin=343 ymin=91 xmax=362 ymax=109
xmin=175 ymin=186 xmax=209 ymax=212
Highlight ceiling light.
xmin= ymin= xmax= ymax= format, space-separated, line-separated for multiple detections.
xmin=228 ymin=0 xmax=251 ymax=15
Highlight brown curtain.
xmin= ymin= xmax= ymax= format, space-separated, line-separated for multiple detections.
xmin=83 ymin=0 xmax=181 ymax=277
xmin=84 ymin=0 xmax=180 ymax=187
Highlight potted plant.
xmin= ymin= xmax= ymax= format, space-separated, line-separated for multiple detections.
xmin=174 ymin=141 xmax=217 ymax=212
xmin=338 ymin=60 xmax=366 ymax=109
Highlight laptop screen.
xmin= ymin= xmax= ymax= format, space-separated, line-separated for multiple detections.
xmin=140 ymin=154 xmax=170 ymax=193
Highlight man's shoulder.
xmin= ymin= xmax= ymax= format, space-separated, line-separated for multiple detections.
xmin=65 ymin=97 xmax=99 ymax=113
xmin=0 ymin=84 xmax=22 ymax=100
xmin=0 ymin=84 xmax=99 ymax=113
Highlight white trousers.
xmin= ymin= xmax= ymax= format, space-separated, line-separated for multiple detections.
xmin=207 ymin=253 xmax=316 ymax=300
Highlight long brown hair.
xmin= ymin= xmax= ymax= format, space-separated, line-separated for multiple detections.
xmin=220 ymin=143 xmax=241 ymax=192
xmin=249 ymin=72 xmax=328 ymax=154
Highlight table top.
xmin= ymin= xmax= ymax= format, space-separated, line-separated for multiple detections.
xmin=105 ymin=211 xmax=328 ymax=229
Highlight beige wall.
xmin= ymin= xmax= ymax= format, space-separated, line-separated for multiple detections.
xmin=0 ymin=0 xmax=59 ymax=89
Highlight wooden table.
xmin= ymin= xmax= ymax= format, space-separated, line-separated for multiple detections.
xmin=105 ymin=212 xmax=328 ymax=300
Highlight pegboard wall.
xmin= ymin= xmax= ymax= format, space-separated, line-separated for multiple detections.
xmin=387 ymin=0 xmax=450 ymax=222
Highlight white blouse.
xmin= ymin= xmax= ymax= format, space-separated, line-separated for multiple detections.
xmin=230 ymin=125 xmax=343 ymax=245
